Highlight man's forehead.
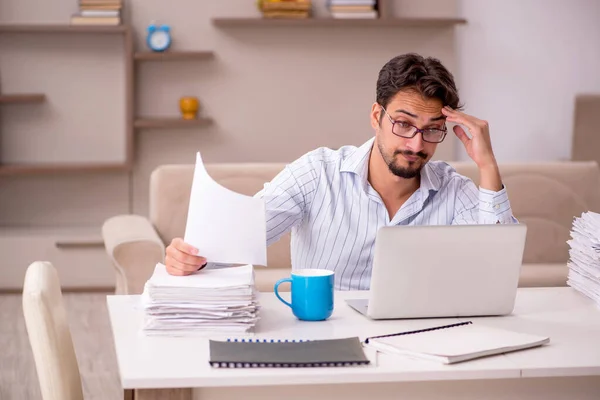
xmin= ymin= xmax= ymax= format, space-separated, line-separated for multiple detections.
xmin=390 ymin=91 xmax=443 ymax=115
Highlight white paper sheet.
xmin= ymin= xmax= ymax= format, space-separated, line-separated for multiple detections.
xmin=183 ymin=152 xmax=267 ymax=266
xmin=146 ymin=263 xmax=255 ymax=289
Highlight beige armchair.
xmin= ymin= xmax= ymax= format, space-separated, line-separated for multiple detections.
xmin=22 ymin=261 xmax=84 ymax=400
xmin=102 ymin=161 xmax=600 ymax=294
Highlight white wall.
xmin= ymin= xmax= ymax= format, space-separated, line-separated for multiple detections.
xmin=456 ymin=0 xmax=600 ymax=162
xmin=128 ymin=0 xmax=459 ymax=215
xmin=0 ymin=0 xmax=459 ymax=224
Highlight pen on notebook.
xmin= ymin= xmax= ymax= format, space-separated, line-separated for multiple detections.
xmin=364 ymin=321 xmax=473 ymax=344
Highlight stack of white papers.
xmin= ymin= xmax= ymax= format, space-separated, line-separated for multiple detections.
xmin=567 ymin=211 xmax=600 ymax=305
xmin=141 ymin=263 xmax=260 ymax=336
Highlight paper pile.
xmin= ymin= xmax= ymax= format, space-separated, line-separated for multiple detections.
xmin=567 ymin=211 xmax=600 ymax=305
xmin=141 ymin=263 xmax=260 ymax=336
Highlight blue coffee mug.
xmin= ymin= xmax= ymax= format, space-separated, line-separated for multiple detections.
xmin=274 ymin=269 xmax=334 ymax=321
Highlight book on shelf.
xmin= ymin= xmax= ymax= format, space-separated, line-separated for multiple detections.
xmin=330 ymin=5 xmax=374 ymax=12
xmin=258 ymin=0 xmax=312 ymax=19
xmin=79 ymin=4 xmax=122 ymax=11
xmin=262 ymin=11 xmax=310 ymax=19
xmin=80 ymin=10 xmax=120 ymax=17
xmin=331 ymin=11 xmax=377 ymax=19
xmin=327 ymin=0 xmax=379 ymax=19
xmin=328 ymin=0 xmax=376 ymax=4
xmin=78 ymin=0 xmax=122 ymax=7
xmin=260 ymin=1 xmax=311 ymax=11
xmin=79 ymin=0 xmax=123 ymax=4
xmin=72 ymin=0 xmax=122 ymax=25
xmin=70 ymin=16 xmax=121 ymax=25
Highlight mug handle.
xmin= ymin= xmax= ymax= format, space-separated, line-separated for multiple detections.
xmin=274 ymin=278 xmax=292 ymax=308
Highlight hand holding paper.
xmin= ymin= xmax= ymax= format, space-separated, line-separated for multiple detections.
xmin=181 ymin=152 xmax=267 ymax=266
xmin=164 ymin=238 xmax=207 ymax=276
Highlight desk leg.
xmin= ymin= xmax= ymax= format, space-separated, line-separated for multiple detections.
xmin=134 ymin=388 xmax=192 ymax=400
xmin=123 ymin=389 xmax=133 ymax=400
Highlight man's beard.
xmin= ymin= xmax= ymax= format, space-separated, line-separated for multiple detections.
xmin=378 ymin=142 xmax=428 ymax=179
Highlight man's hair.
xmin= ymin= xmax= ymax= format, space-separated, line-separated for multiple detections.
xmin=376 ymin=53 xmax=462 ymax=112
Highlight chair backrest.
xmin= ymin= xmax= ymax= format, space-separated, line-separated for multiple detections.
xmin=450 ymin=161 xmax=600 ymax=264
xmin=22 ymin=262 xmax=83 ymax=400
xmin=572 ymin=94 xmax=600 ymax=165
xmin=149 ymin=160 xmax=600 ymax=285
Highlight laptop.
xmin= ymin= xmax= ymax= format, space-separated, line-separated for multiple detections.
xmin=346 ymin=224 xmax=527 ymax=320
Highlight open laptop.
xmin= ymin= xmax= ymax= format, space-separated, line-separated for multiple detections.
xmin=346 ymin=224 xmax=527 ymax=319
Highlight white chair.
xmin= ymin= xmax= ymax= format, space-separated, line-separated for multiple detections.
xmin=22 ymin=261 xmax=84 ymax=400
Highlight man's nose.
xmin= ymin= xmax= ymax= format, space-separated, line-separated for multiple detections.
xmin=406 ymin=131 xmax=425 ymax=153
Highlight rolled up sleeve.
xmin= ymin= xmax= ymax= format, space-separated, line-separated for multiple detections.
xmin=453 ymin=179 xmax=518 ymax=225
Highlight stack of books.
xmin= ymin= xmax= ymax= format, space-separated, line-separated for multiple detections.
xmin=257 ymin=0 xmax=312 ymax=19
xmin=141 ymin=263 xmax=260 ymax=336
xmin=567 ymin=211 xmax=600 ymax=305
xmin=328 ymin=0 xmax=378 ymax=19
xmin=71 ymin=0 xmax=122 ymax=25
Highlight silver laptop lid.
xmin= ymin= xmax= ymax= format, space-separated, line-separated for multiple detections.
xmin=367 ymin=224 xmax=527 ymax=319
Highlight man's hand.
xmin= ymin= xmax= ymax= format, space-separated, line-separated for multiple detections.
xmin=442 ymin=106 xmax=503 ymax=192
xmin=165 ymin=238 xmax=207 ymax=276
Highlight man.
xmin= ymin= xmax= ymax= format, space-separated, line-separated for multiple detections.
xmin=165 ymin=53 xmax=517 ymax=290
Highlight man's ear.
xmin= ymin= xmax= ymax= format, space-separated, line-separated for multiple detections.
xmin=370 ymin=102 xmax=381 ymax=130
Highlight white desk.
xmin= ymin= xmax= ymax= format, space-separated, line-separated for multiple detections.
xmin=107 ymin=288 xmax=600 ymax=400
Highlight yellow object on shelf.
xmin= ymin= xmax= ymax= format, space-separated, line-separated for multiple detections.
xmin=257 ymin=0 xmax=312 ymax=17
xmin=179 ymin=97 xmax=199 ymax=120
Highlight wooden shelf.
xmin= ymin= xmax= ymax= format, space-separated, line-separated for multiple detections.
xmin=0 ymin=163 xmax=130 ymax=176
xmin=134 ymin=117 xmax=213 ymax=129
xmin=0 ymin=24 xmax=129 ymax=34
xmin=0 ymin=226 xmax=104 ymax=248
xmin=0 ymin=94 xmax=46 ymax=104
xmin=211 ymin=17 xmax=467 ymax=28
xmin=55 ymin=238 xmax=104 ymax=249
xmin=134 ymin=51 xmax=214 ymax=61
xmin=0 ymin=24 xmax=135 ymax=177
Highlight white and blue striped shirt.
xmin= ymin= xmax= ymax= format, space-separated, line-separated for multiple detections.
xmin=255 ymin=138 xmax=516 ymax=290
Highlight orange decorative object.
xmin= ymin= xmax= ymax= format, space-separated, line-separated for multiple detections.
xmin=179 ymin=96 xmax=199 ymax=120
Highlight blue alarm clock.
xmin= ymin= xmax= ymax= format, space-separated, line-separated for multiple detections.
xmin=147 ymin=24 xmax=171 ymax=52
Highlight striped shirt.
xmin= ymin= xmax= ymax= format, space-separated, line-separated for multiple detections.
xmin=255 ymin=137 xmax=517 ymax=291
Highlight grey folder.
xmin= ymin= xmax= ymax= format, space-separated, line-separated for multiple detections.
xmin=209 ymin=337 xmax=370 ymax=368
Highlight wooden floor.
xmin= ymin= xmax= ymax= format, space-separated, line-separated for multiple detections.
xmin=0 ymin=293 xmax=122 ymax=400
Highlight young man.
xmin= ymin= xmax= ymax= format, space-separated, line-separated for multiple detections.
xmin=165 ymin=53 xmax=517 ymax=290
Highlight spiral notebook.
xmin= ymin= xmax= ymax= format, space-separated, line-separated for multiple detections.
xmin=209 ymin=337 xmax=370 ymax=368
xmin=364 ymin=321 xmax=550 ymax=364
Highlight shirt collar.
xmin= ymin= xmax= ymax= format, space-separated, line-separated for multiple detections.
xmin=420 ymin=162 xmax=442 ymax=193
xmin=340 ymin=137 xmax=375 ymax=182
xmin=341 ymin=137 xmax=442 ymax=194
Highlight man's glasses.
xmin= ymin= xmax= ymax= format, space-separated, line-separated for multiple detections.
xmin=380 ymin=105 xmax=447 ymax=143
